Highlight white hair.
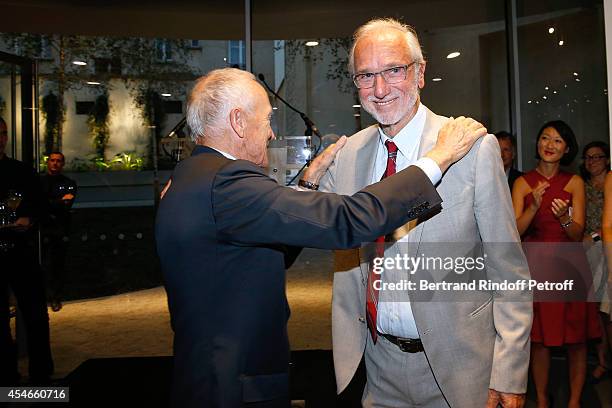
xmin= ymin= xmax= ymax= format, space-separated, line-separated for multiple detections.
xmin=348 ymin=18 xmax=425 ymax=75
xmin=186 ymin=68 xmax=257 ymax=142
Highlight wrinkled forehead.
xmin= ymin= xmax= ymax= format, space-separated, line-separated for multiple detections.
xmin=354 ymin=31 xmax=411 ymax=70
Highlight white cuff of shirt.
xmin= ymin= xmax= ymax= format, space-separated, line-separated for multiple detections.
xmin=414 ymin=157 xmax=442 ymax=185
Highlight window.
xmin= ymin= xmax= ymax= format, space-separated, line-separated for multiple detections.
xmin=155 ymin=39 xmax=173 ymax=62
xmin=39 ymin=36 xmax=52 ymax=59
xmin=188 ymin=39 xmax=201 ymax=49
xmin=94 ymin=57 xmax=121 ymax=75
xmin=228 ymin=40 xmax=245 ymax=69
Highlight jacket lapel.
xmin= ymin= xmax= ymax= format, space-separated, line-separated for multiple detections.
xmin=349 ymin=127 xmax=379 ymax=193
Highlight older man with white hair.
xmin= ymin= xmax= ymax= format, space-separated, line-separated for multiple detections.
xmin=302 ymin=18 xmax=532 ymax=408
xmin=155 ymin=68 xmax=486 ymax=407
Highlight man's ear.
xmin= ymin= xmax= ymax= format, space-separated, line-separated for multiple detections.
xmin=229 ymin=108 xmax=246 ymax=139
xmin=417 ymin=60 xmax=426 ymax=89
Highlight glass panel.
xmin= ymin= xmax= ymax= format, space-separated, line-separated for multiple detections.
xmin=517 ymin=0 xmax=607 ymax=172
xmin=0 ymin=3 xmax=245 ymax=313
xmin=252 ymin=1 xmax=508 ymax=184
xmin=0 ymin=61 xmax=22 ymax=161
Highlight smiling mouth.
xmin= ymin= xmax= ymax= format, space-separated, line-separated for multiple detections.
xmin=372 ymin=97 xmax=398 ymax=107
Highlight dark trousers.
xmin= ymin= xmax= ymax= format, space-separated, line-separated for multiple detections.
xmin=41 ymin=230 xmax=67 ymax=302
xmin=0 ymin=236 xmax=54 ymax=385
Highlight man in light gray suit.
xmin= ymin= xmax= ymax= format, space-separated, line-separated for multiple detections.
xmin=301 ymin=18 xmax=532 ymax=407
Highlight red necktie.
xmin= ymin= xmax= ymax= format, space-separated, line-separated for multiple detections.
xmin=366 ymin=140 xmax=398 ymax=343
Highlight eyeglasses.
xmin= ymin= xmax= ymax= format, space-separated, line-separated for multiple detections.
xmin=584 ymin=154 xmax=607 ymax=161
xmin=352 ymin=62 xmax=417 ymax=89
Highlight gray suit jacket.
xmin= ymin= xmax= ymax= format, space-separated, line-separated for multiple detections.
xmin=320 ymin=106 xmax=532 ymax=407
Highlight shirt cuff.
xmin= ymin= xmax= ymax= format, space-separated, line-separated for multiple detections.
xmin=414 ymin=157 xmax=442 ymax=185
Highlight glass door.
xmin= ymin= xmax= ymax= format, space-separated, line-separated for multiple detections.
xmin=0 ymin=51 xmax=37 ymax=167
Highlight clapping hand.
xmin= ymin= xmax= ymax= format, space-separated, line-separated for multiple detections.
xmin=551 ymin=198 xmax=570 ymax=219
xmin=529 ymin=181 xmax=549 ymax=211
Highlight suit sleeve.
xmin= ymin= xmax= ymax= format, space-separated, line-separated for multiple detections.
xmin=473 ymin=135 xmax=533 ymax=393
xmin=212 ymin=160 xmax=441 ymax=249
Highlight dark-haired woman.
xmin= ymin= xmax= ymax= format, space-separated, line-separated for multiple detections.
xmin=512 ymin=121 xmax=600 ymax=408
xmin=580 ymin=141 xmax=610 ymax=383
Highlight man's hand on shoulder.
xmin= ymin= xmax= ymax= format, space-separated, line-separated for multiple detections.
xmin=302 ymin=135 xmax=347 ymax=184
xmin=425 ymin=116 xmax=487 ymax=173
xmin=486 ymin=389 xmax=525 ymax=408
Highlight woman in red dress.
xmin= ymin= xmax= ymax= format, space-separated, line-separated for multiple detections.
xmin=512 ymin=120 xmax=600 ymax=408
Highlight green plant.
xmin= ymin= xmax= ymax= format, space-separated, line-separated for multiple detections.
xmin=92 ymin=156 xmax=110 ymax=171
xmin=110 ymin=151 xmax=144 ymax=171
xmin=39 ymin=154 xmax=49 ymax=173
xmin=87 ymin=92 xmax=110 ymax=159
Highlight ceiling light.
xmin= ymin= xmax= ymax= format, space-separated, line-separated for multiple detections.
xmin=352 ymin=104 xmax=361 ymax=108
xmin=432 ymin=77 xmax=442 ymax=82
xmin=575 ymin=78 xmax=580 ymax=82
xmin=542 ymin=96 xmax=547 ymax=100
xmin=272 ymin=107 xmax=278 ymax=110
xmin=446 ymin=52 xmax=460 ymax=59
xmin=553 ymin=91 xmax=557 ymax=94
xmin=573 ymin=72 xmax=578 ymax=76
xmin=548 ymin=27 xmax=555 ymax=34
xmin=528 ymin=100 xmax=532 ymax=104
xmin=544 ymin=86 xmax=549 ymax=90
xmin=353 ymin=113 xmax=360 ymax=117
xmin=305 ymin=41 xmax=319 ymax=47
xmin=558 ymin=40 xmax=564 ymax=46
xmin=73 ymin=60 xmax=87 ymax=66
xmin=161 ymin=93 xmax=172 ymax=97
xmin=86 ymin=81 xmax=101 ymax=85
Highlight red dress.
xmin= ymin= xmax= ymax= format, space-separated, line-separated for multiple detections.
xmin=522 ymin=170 xmax=601 ymax=346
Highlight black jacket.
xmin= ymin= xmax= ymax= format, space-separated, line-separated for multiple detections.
xmin=155 ymin=146 xmax=441 ymax=407
xmin=508 ymin=167 xmax=523 ymax=192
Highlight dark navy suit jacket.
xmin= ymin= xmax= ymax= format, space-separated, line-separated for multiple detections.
xmin=508 ymin=167 xmax=523 ymax=192
xmin=155 ymin=145 xmax=441 ymax=407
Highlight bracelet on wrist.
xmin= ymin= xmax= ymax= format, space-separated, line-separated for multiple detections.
xmin=560 ymin=217 xmax=573 ymax=228
xmin=298 ymin=179 xmax=319 ymax=190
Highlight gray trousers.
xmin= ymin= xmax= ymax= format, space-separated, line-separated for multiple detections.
xmin=362 ymin=334 xmax=450 ymax=408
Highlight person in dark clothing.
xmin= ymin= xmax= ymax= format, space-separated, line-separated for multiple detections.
xmin=40 ymin=152 xmax=76 ymax=312
xmin=495 ymin=131 xmax=523 ymax=191
xmin=0 ymin=117 xmax=53 ymax=385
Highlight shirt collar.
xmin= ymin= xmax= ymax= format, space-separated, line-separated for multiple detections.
xmin=206 ymin=146 xmax=236 ymax=160
xmin=377 ymin=103 xmax=427 ymax=155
